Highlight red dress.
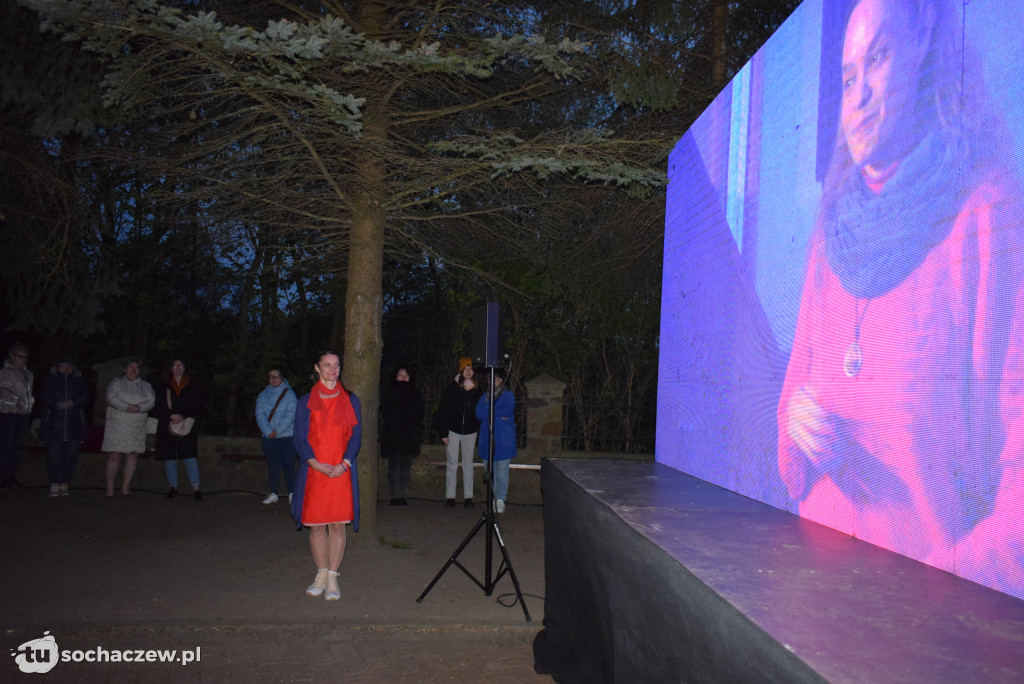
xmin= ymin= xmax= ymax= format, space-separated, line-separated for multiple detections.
xmin=302 ymin=395 xmax=354 ymax=525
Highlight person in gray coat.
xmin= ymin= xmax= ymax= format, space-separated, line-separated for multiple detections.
xmin=0 ymin=344 xmax=34 ymax=489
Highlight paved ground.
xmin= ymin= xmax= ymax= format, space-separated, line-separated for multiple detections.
xmin=1 ymin=484 xmax=552 ymax=682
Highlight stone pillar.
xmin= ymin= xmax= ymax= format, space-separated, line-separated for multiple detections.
xmin=524 ymin=374 xmax=566 ymax=462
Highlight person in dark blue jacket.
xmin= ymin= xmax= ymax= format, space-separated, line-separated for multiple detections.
xmin=40 ymin=356 xmax=89 ymax=497
xmin=475 ymin=367 xmax=515 ymax=514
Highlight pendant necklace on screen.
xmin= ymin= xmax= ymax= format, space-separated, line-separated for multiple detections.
xmin=844 ymin=298 xmax=870 ymax=378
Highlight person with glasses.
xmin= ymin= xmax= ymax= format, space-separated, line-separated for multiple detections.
xmin=0 ymin=345 xmax=34 ymax=489
xmin=256 ymin=368 xmax=297 ymax=505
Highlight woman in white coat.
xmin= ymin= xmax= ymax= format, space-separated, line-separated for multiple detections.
xmin=101 ymin=358 xmax=155 ymax=497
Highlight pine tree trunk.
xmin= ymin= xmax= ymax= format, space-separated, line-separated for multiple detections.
xmin=343 ymin=149 xmax=386 ymax=533
xmin=710 ymin=0 xmax=728 ymax=90
xmin=339 ymin=0 xmax=393 ymax=533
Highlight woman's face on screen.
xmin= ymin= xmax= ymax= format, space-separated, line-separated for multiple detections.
xmin=841 ymin=0 xmax=929 ymax=170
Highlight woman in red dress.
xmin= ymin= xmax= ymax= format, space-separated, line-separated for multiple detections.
xmin=290 ymin=351 xmax=362 ymax=601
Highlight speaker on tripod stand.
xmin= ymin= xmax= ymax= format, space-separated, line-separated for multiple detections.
xmin=417 ymin=302 xmax=531 ymax=621
xmin=472 ymin=302 xmax=506 ymax=368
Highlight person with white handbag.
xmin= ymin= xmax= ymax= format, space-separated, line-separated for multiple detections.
xmin=155 ymin=359 xmax=203 ymax=500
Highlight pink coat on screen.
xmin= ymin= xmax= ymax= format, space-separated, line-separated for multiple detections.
xmin=778 ymin=169 xmax=1024 ymax=598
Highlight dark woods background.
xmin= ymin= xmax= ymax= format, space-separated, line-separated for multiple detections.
xmin=0 ymin=0 xmax=799 ymax=452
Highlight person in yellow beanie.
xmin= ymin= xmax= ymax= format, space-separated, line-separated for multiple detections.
xmin=435 ymin=358 xmax=481 ymax=507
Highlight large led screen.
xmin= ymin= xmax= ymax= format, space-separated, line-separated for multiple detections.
xmin=658 ymin=0 xmax=1024 ymax=600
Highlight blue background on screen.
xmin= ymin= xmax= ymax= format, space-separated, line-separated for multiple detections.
xmin=657 ymin=0 xmax=1024 ymax=599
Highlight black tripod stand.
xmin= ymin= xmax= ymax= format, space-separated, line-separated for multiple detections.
xmin=416 ymin=366 xmax=531 ymax=622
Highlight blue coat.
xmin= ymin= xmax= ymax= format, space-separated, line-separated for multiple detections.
xmin=475 ymin=388 xmax=516 ymax=463
xmin=255 ymin=380 xmax=297 ymax=438
xmin=290 ymin=391 xmax=361 ymax=532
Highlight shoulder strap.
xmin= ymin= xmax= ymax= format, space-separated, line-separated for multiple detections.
xmin=267 ymin=387 xmax=288 ymax=422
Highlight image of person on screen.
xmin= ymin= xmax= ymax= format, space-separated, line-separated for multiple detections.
xmin=777 ymin=0 xmax=1024 ymax=596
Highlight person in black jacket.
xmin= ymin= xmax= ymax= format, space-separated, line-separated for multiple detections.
xmin=40 ymin=357 xmax=89 ymax=497
xmin=155 ymin=359 xmax=203 ymax=500
xmin=435 ymin=358 xmax=481 ymax=508
xmin=380 ymin=367 xmax=424 ymax=507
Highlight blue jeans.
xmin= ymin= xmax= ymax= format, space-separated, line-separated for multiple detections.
xmin=487 ymin=459 xmax=511 ymax=501
xmin=46 ymin=440 xmax=80 ymax=484
xmin=262 ymin=436 xmax=296 ymax=495
xmin=164 ymin=458 xmax=200 ymax=489
xmin=0 ymin=413 xmax=30 ymax=481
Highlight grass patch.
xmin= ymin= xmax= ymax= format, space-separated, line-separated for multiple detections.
xmin=379 ymin=535 xmax=413 ymax=549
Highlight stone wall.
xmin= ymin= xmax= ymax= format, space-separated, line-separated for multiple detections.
xmin=523 ymin=373 xmax=566 ymax=463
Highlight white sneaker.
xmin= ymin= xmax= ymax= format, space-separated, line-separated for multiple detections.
xmin=262 ymin=493 xmax=279 ymax=504
xmin=288 ymin=493 xmax=293 ymax=504
xmin=496 ymin=499 xmax=505 ymax=513
xmin=325 ymin=570 xmax=341 ymax=601
xmin=49 ymin=484 xmax=60 ymax=498
xmin=59 ymin=484 xmax=69 ymax=496
xmin=306 ymin=568 xmax=328 ymax=597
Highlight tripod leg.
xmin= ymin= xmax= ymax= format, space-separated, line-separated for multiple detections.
xmin=417 ymin=514 xmax=487 ymax=603
xmin=490 ymin=519 xmax=532 ymax=622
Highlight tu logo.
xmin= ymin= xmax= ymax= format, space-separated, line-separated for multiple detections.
xmin=11 ymin=632 xmax=59 ymax=674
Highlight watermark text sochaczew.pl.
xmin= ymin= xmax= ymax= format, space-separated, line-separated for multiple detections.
xmin=11 ymin=632 xmax=201 ymax=674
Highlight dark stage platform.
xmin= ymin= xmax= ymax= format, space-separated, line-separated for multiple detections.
xmin=533 ymin=458 xmax=1024 ymax=683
